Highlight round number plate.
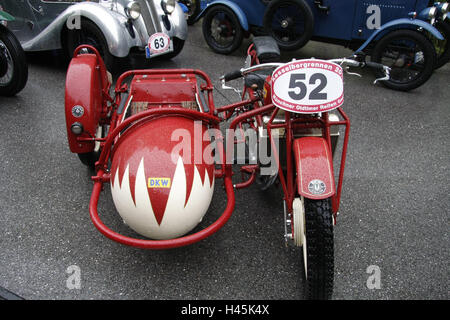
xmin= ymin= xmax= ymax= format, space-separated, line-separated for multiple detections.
xmin=271 ymin=59 xmax=344 ymax=114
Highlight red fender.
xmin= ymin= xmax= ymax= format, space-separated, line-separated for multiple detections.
xmin=293 ymin=137 xmax=335 ymax=200
xmin=65 ymin=45 xmax=110 ymax=154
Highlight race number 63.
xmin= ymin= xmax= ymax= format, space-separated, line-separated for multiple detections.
xmin=148 ymin=33 xmax=171 ymax=54
xmin=271 ymin=59 xmax=344 ymax=114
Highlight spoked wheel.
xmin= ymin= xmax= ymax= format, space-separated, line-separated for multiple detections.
xmin=292 ymin=197 xmax=334 ymax=300
xmin=202 ymin=5 xmax=244 ymax=54
xmin=0 ymin=27 xmax=28 ymax=96
xmin=429 ymin=21 xmax=450 ymax=69
xmin=66 ymin=19 xmax=115 ymax=71
xmin=263 ymin=0 xmax=314 ymax=51
xmin=371 ymin=29 xmax=436 ymax=91
xmin=180 ymin=0 xmax=202 ymax=25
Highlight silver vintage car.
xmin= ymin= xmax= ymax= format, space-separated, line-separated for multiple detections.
xmin=0 ymin=0 xmax=188 ymax=68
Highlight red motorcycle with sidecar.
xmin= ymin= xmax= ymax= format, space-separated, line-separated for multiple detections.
xmin=64 ymin=39 xmax=390 ymax=299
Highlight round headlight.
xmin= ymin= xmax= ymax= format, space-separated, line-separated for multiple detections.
xmin=162 ymin=0 xmax=176 ymax=14
xmin=127 ymin=1 xmax=141 ymax=20
xmin=429 ymin=6 xmax=438 ymax=19
xmin=441 ymin=3 xmax=449 ymax=14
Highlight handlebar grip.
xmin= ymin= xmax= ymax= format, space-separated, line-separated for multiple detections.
xmin=365 ymin=61 xmax=386 ymax=70
xmin=222 ymin=69 xmax=243 ymax=82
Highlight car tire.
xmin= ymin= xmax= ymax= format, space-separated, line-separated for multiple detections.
xmin=371 ymin=29 xmax=436 ymax=91
xmin=302 ymin=198 xmax=334 ymax=300
xmin=180 ymin=0 xmax=202 ymax=25
xmin=202 ymin=5 xmax=244 ymax=54
xmin=0 ymin=26 xmax=28 ymax=96
xmin=157 ymin=37 xmax=185 ymax=60
xmin=263 ymin=0 xmax=314 ymax=51
xmin=66 ymin=19 xmax=115 ymax=71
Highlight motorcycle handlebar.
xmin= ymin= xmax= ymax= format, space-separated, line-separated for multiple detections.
xmin=220 ymin=59 xmax=390 ymax=82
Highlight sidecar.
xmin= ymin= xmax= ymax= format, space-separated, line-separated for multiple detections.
xmin=0 ymin=9 xmax=28 ymax=96
xmin=65 ymin=45 xmax=237 ymax=247
xmin=0 ymin=0 xmax=187 ymax=70
xmin=199 ymin=0 xmax=448 ymax=90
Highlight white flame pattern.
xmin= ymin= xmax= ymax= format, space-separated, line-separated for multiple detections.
xmin=111 ymin=156 xmax=215 ymax=240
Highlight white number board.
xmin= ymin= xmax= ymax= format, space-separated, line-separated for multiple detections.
xmin=146 ymin=33 xmax=172 ymax=58
xmin=271 ymin=59 xmax=344 ymax=114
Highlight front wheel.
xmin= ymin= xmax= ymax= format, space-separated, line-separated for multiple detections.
xmin=202 ymin=5 xmax=244 ymax=54
xmin=180 ymin=0 xmax=202 ymax=25
xmin=0 ymin=27 xmax=28 ymax=96
xmin=294 ymin=197 xmax=334 ymax=300
xmin=371 ymin=29 xmax=436 ymax=91
xmin=66 ymin=19 xmax=115 ymax=71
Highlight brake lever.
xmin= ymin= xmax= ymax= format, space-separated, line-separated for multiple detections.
xmin=221 ymin=79 xmax=242 ymax=98
xmin=344 ymin=66 xmax=362 ymax=77
xmin=373 ymin=67 xmax=391 ymax=85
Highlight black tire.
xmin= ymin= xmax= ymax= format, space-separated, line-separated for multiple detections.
xmin=77 ymin=151 xmax=99 ymax=169
xmin=0 ymin=26 xmax=28 ymax=96
xmin=202 ymin=5 xmax=244 ymax=54
xmin=180 ymin=0 xmax=202 ymax=25
xmin=65 ymin=19 xmax=115 ymax=71
xmin=159 ymin=37 xmax=185 ymax=60
xmin=263 ymin=0 xmax=314 ymax=51
xmin=429 ymin=20 xmax=450 ymax=69
xmin=371 ymin=29 xmax=436 ymax=91
xmin=303 ymin=198 xmax=334 ymax=300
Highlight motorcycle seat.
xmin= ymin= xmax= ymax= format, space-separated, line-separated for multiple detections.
xmin=253 ymin=36 xmax=281 ymax=63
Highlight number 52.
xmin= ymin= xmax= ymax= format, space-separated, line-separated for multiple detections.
xmin=288 ymin=73 xmax=328 ymax=101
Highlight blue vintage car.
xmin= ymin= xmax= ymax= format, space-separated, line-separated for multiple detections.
xmin=196 ymin=0 xmax=449 ymax=91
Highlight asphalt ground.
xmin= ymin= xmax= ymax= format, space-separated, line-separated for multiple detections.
xmin=0 ymin=22 xmax=449 ymax=300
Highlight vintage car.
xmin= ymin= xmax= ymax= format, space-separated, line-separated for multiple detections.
xmin=0 ymin=0 xmax=188 ymax=69
xmin=196 ymin=0 xmax=449 ymax=91
xmin=0 ymin=9 xmax=28 ymax=96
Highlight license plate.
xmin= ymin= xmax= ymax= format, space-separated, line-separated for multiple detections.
xmin=146 ymin=33 xmax=173 ymax=58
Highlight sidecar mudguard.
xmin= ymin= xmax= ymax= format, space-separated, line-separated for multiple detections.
xmin=293 ymin=137 xmax=335 ymax=200
xmin=65 ymin=46 xmax=110 ymax=154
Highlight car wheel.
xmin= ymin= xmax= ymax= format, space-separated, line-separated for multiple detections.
xmin=180 ymin=0 xmax=202 ymax=25
xmin=158 ymin=37 xmax=185 ymax=60
xmin=66 ymin=19 xmax=115 ymax=71
xmin=301 ymin=197 xmax=334 ymax=300
xmin=371 ymin=29 xmax=436 ymax=91
xmin=263 ymin=0 xmax=314 ymax=51
xmin=0 ymin=26 xmax=28 ymax=96
xmin=202 ymin=5 xmax=244 ymax=54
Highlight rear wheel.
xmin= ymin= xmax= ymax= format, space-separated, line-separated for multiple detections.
xmin=202 ymin=5 xmax=244 ymax=54
xmin=294 ymin=197 xmax=334 ymax=300
xmin=0 ymin=27 xmax=28 ymax=96
xmin=371 ymin=29 xmax=436 ymax=91
xmin=263 ymin=0 xmax=314 ymax=51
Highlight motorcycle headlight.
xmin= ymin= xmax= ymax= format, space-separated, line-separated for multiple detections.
xmin=161 ymin=0 xmax=176 ymax=14
xmin=126 ymin=1 xmax=141 ymax=20
xmin=440 ymin=3 xmax=449 ymax=14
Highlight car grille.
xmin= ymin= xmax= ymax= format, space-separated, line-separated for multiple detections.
xmin=137 ymin=0 xmax=162 ymax=36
